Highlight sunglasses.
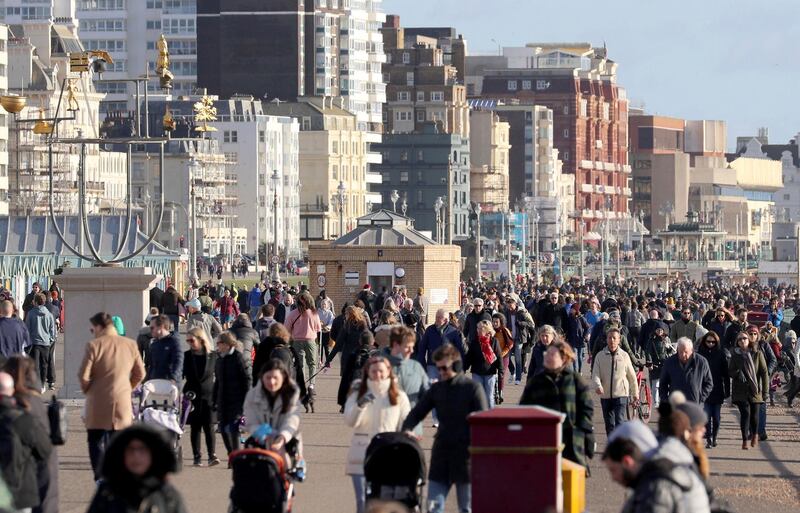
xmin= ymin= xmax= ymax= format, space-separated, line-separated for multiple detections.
xmin=436 ymin=365 xmax=451 ymax=372
xmin=747 ymin=331 xmax=759 ymax=336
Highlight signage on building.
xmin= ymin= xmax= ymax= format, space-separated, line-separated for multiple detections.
xmin=430 ymin=288 xmax=448 ymax=305
xmin=344 ymin=271 xmax=360 ymax=285
xmin=317 ymin=274 xmax=326 ymax=288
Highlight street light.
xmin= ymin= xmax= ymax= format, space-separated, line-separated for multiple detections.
xmin=188 ymin=158 xmax=200 ymax=283
xmin=579 ymin=219 xmax=586 ymax=285
xmin=271 ymin=169 xmax=281 ymax=282
xmin=390 ymin=189 xmax=399 ymax=213
xmin=470 ymin=201 xmax=482 ymax=284
xmin=336 ymin=180 xmax=347 ymax=238
xmin=533 ymin=208 xmax=540 ymax=285
xmin=401 ymin=196 xmax=408 ymax=217
xmin=434 ymin=196 xmax=444 ymax=242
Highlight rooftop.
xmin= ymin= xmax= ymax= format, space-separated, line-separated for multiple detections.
xmin=333 ymin=210 xmax=436 ymax=246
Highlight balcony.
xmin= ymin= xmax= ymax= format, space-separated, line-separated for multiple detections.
xmin=580 ymin=183 xmax=594 ymax=193
xmin=365 ymin=172 xmax=382 ymax=184
xmin=623 ymin=187 xmax=632 ymax=196
xmin=580 ymin=160 xmax=594 ymax=169
xmin=622 ymin=164 xmax=632 ymax=173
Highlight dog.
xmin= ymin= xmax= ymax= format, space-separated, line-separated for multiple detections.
xmin=302 ymin=386 xmax=316 ymax=413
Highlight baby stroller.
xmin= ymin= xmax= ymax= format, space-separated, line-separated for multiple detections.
xmin=363 ymin=432 xmax=427 ymax=512
xmin=228 ymin=424 xmax=304 ymax=513
xmin=137 ymin=379 xmax=192 ymax=471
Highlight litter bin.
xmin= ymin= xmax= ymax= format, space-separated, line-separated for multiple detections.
xmin=469 ymin=406 xmax=565 ymax=513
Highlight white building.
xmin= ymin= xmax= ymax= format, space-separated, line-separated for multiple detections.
xmin=4 ymin=6 xmax=127 ymax=215
xmin=76 ymin=0 xmax=197 ymax=114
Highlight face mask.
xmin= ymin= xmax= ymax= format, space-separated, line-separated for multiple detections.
xmin=368 ymin=378 xmax=390 ymax=395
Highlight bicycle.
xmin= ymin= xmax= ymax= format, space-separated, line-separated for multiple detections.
xmin=627 ymin=364 xmax=653 ymax=423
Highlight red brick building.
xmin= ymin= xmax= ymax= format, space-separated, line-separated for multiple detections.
xmin=470 ymin=45 xmax=630 ymax=231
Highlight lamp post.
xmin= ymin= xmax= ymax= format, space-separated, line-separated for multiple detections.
xmin=579 ymin=219 xmax=586 ymax=285
xmin=556 ymin=202 xmax=563 ymax=285
xmin=401 ymin=197 xmax=408 ymax=217
xmin=638 ymin=209 xmax=645 ymax=261
xmin=0 ymin=94 xmax=27 ymax=214
xmin=390 ymin=189 xmax=399 ymax=213
xmin=446 ymin=159 xmax=453 ymax=244
xmin=188 ymin=158 xmax=200 ymax=282
xmin=434 ymin=196 xmax=443 ymax=242
xmin=533 ymin=208 xmax=540 ymax=285
xmin=271 ymin=169 xmax=281 ymax=282
xmin=470 ymin=201 xmax=482 ymax=284
xmin=506 ymin=209 xmax=513 ymax=281
xmin=336 ymin=180 xmax=346 ymax=238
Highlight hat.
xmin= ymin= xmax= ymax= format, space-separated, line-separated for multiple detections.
xmin=608 ymin=310 xmax=621 ymax=320
xmin=363 ymin=284 xmax=371 ymax=290
xmin=675 ymin=401 xmax=708 ymax=428
xmin=186 ymin=298 xmax=201 ymax=310
xmin=473 ymin=298 xmax=484 ymax=306
xmin=607 ymin=420 xmax=658 ymax=454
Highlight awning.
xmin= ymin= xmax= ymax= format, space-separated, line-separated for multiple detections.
xmin=584 ymin=231 xmax=602 ymax=241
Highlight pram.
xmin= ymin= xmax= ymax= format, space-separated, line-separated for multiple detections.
xmin=137 ymin=379 xmax=193 ymax=471
xmin=228 ymin=424 xmax=304 ymax=513
xmin=363 ymin=432 xmax=427 ymax=512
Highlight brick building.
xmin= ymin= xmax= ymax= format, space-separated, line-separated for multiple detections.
xmin=467 ymin=44 xmax=630 ymax=231
xmin=308 ymin=210 xmax=462 ymax=320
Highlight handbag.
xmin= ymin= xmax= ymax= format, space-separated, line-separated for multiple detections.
xmin=48 ymin=396 xmax=68 ymax=446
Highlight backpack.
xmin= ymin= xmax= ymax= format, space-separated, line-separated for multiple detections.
xmin=0 ymin=409 xmax=26 ymax=498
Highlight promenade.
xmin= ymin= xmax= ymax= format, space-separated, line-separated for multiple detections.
xmin=55 ymin=365 xmax=800 ymax=513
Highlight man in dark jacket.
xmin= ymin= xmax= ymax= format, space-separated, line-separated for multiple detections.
xmin=145 ymin=315 xmax=183 ymax=382
xmin=0 ymin=300 xmax=30 ymax=359
xmin=658 ymin=337 xmax=713 ymax=404
xmin=747 ymin=324 xmax=777 ymax=441
xmin=462 ymin=298 xmax=492 ymax=344
xmin=537 ymin=291 xmax=567 ymax=333
xmin=402 ymin=344 xmax=487 ymax=513
xmin=229 ymin=313 xmax=259 ymax=381
xmin=503 ymin=297 xmax=535 ymax=384
xmin=637 ymin=309 xmax=663 ymax=350
xmin=21 ymin=282 xmax=42 ymax=318
xmin=0 ymin=371 xmax=52 ymax=511
xmin=697 ymin=334 xmax=729 ymax=448
xmin=723 ymin=308 xmax=749 ymax=350
xmin=159 ymin=286 xmax=184 ymax=333
xmin=708 ymin=308 xmax=730 ymax=344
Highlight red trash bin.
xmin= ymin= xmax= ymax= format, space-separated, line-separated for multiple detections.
xmin=469 ymin=406 xmax=565 ymax=513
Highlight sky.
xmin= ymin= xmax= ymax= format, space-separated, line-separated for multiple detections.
xmin=382 ymin=0 xmax=800 ymax=151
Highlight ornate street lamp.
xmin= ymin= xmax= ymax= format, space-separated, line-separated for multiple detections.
xmin=390 ymin=189 xmax=399 ymax=213
xmin=434 ymin=196 xmax=444 ymax=242
xmin=271 ymin=169 xmax=281 ymax=282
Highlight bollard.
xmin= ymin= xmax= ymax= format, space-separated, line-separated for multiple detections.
xmin=561 ymin=458 xmax=586 ymax=513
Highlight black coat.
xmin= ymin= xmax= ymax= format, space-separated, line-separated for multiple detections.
xmin=146 ymin=333 xmax=183 ymax=383
xmin=463 ymin=310 xmax=492 ymax=344
xmin=659 ymin=354 xmax=714 ymax=404
xmin=464 ymin=336 xmax=502 ymax=376
xmin=327 ymin=322 xmax=369 ymax=367
xmin=268 ymin=343 xmax=307 ymax=399
xmin=0 ymin=397 xmax=52 ymax=509
xmin=87 ymin=425 xmax=187 ymax=513
xmin=337 ymin=344 xmax=373 ymax=406
xmin=229 ymin=317 xmax=259 ymax=380
xmin=401 ymin=374 xmax=488 ymax=484
xmin=183 ymin=350 xmax=217 ymax=403
xmin=538 ymin=302 xmax=568 ymax=333
xmin=213 ymin=350 xmax=249 ymax=423
xmin=696 ymin=344 xmax=730 ymax=405
xmin=723 ymin=321 xmax=746 ymax=350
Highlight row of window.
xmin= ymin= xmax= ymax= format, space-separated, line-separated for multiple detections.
xmin=507 ymin=79 xmax=551 ymax=92
xmin=84 ymin=39 xmax=125 ymax=51
xmin=80 ymin=19 xmax=126 ymax=32
xmin=331 ymin=140 xmax=366 ymax=155
xmin=391 ymin=109 xmax=447 ymax=124
xmin=80 ymin=0 xmax=125 ymax=10
xmin=396 ymin=91 xmax=445 ymax=102
xmin=5 ymin=6 xmax=51 ymax=19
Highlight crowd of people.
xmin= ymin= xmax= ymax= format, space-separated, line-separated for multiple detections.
xmin=0 ymin=273 xmax=798 ymax=512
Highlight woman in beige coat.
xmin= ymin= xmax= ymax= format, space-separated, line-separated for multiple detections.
xmin=344 ymin=355 xmax=410 ymax=513
xmin=78 ymin=312 xmax=146 ymax=480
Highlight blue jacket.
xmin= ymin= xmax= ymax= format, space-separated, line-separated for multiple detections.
xmin=248 ymin=288 xmax=263 ymax=309
xmin=0 ymin=317 xmax=31 ymax=357
xmin=25 ymin=306 xmax=56 ymax=347
xmin=417 ymin=324 xmax=466 ymax=366
xmin=146 ymin=332 xmax=184 ymax=382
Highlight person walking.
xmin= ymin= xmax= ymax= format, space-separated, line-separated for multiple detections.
xmin=696 ymin=332 xmax=729 ymax=448
xmin=285 ymin=292 xmax=322 ymax=389
xmin=643 ymin=322 xmax=672 ymax=407
xmin=145 ymin=315 xmax=183 ymax=383
xmin=78 ymin=312 xmax=145 ymax=481
xmin=401 ymin=344 xmax=488 ymax=513
xmin=658 ymin=338 xmax=713 ymax=404
xmin=0 ymin=371 xmax=52 ymax=513
xmin=184 ymin=298 xmax=222 ymax=343
xmin=243 ymin=359 xmax=303 ymax=465
xmin=413 ymin=287 xmax=429 ymax=327
xmin=669 ymin=306 xmax=699 ymax=343
xmin=748 ymin=324 xmax=777 ymax=441
xmin=384 ymin=326 xmax=429 ymax=432
xmin=86 ymin=424 xmax=188 ymax=513
xmin=565 ymin=303 xmax=589 ymax=373
xmin=504 ymin=297 xmax=535 ymax=385
xmin=344 ymin=356 xmax=410 ymax=513
xmin=520 ymin=341 xmax=594 ymax=468
xmin=491 ymin=313 xmax=513 ymax=403
xmin=21 ymin=282 xmax=42 ymax=318
xmin=327 ymin=306 xmax=370 ymax=373
xmin=182 ymin=328 xmax=220 ymax=467
xmin=464 ymin=320 xmax=502 ymax=408
xmin=215 ymin=288 xmax=240 ymax=329
xmin=3 ymin=356 xmax=59 ymax=513
xmin=159 ymin=285 xmax=185 ymax=333
xmin=24 ymin=293 xmax=56 ymax=391
xmin=729 ymin=331 xmax=768 ymax=450
xmin=527 ymin=325 xmax=558 ymax=380
xmin=228 ymin=313 xmax=260 ymax=382
xmin=213 ymin=332 xmax=249 ymax=457
xmin=591 ymin=327 xmax=638 ymax=435
xmin=0 ymin=300 xmax=30 ymax=360
xmin=248 ymin=284 xmax=264 ymax=321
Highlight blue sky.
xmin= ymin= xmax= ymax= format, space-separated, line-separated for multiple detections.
xmin=383 ymin=0 xmax=800 ymax=150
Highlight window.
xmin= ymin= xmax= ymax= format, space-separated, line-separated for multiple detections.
xmin=80 ymin=19 xmax=126 ymax=32
xmin=400 ymin=151 xmax=408 ymax=161
xmin=332 ymin=141 xmax=338 ymax=153
xmin=223 ymin=130 xmax=238 ymax=143
xmin=302 ymin=117 xmax=311 ymax=130
xmin=146 ymin=20 xmax=161 ymax=30
xmin=563 ymin=151 xmax=569 ymax=161
xmin=417 ymin=150 xmax=424 ymax=161
xmin=536 ymin=80 xmax=550 ymax=90
xmin=431 ymin=91 xmax=444 ymax=102
xmin=83 ymin=40 xmax=125 ymax=51
xmin=397 ymin=91 xmax=409 ymax=101
xmin=416 ymin=110 xmax=425 ymax=122
xmin=332 ymin=165 xmax=339 ymax=179
xmin=82 ymin=0 xmax=126 ymax=8
xmin=224 ymin=152 xmax=238 ymax=164
xmin=784 ymin=194 xmax=791 ymax=201
xmin=522 ymin=80 xmax=532 ymax=90
xmin=563 ymin=105 xmax=569 ymax=115
xmin=259 ymin=131 xmax=265 ymax=143
xmin=563 ymin=129 xmax=569 ymax=138
xmin=400 ymin=172 xmax=409 ymax=182
xmin=406 ymin=72 xmax=414 ymax=86
xmin=507 ymin=80 xmax=518 ymax=91
xmin=416 ymin=91 xmax=425 ymax=101
xmin=402 ymin=52 xmax=410 ymax=64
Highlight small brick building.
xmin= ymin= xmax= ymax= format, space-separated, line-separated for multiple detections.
xmin=308 ymin=210 xmax=462 ymax=322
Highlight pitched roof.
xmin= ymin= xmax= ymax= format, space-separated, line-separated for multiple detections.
xmin=333 ymin=210 xmax=435 ymax=246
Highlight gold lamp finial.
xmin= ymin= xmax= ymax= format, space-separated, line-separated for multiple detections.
xmin=193 ymin=91 xmax=217 ymax=132
xmin=33 ymin=108 xmax=53 ymax=135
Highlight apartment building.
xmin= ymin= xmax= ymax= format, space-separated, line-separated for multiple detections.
xmin=469 ymin=109 xmax=509 ymax=212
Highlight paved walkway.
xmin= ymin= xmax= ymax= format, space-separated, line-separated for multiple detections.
xmin=53 ymin=355 xmax=800 ymax=512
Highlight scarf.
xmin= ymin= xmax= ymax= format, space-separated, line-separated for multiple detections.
xmin=479 ymin=334 xmax=497 ymax=365
xmin=736 ymin=348 xmax=759 ymax=396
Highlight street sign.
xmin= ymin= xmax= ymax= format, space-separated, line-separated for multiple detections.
xmin=271 ymin=255 xmax=279 ymax=264
xmin=317 ymin=274 xmax=326 ymax=288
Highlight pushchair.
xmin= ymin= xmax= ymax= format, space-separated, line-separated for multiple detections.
xmin=228 ymin=424 xmax=304 ymax=513
xmin=137 ymin=379 xmax=193 ymax=471
xmin=363 ymin=432 xmax=427 ymax=512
